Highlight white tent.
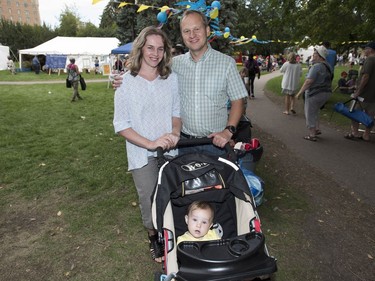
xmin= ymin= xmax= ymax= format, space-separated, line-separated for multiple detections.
xmin=0 ymin=45 xmax=10 ymax=71
xmin=18 ymin=36 xmax=120 ymax=71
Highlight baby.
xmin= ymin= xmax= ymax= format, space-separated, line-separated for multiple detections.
xmin=177 ymin=201 xmax=221 ymax=245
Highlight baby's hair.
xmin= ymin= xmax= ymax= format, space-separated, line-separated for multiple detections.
xmin=187 ymin=201 xmax=215 ymax=223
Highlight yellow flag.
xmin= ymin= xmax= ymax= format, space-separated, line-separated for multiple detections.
xmin=119 ymin=2 xmax=131 ymax=8
xmin=137 ymin=4 xmax=151 ymax=12
xmin=92 ymin=0 xmax=102 ymax=4
xmin=210 ymin=8 xmax=219 ymax=19
xmin=160 ymin=6 xmax=170 ymax=12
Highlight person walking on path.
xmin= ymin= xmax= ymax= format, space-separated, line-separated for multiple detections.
xmin=66 ymin=58 xmax=82 ymax=102
xmin=245 ymin=54 xmax=261 ymax=99
xmin=113 ymin=26 xmax=181 ymax=263
xmin=344 ymin=41 xmax=375 ymax=142
xmin=280 ymin=52 xmax=302 ymax=115
xmin=296 ymin=45 xmax=333 ymax=141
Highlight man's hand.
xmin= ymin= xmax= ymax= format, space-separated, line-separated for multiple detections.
xmin=208 ymin=129 xmax=232 ymax=148
xmin=112 ymin=73 xmax=124 ymax=90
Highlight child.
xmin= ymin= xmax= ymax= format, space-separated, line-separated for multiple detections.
xmin=338 ymin=71 xmax=355 ymax=94
xmin=177 ymin=201 xmax=221 ymax=245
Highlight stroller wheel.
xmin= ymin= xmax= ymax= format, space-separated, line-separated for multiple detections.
xmin=154 ymin=272 xmax=176 ymax=281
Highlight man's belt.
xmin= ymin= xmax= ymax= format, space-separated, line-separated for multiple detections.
xmin=180 ymin=132 xmax=205 ymax=139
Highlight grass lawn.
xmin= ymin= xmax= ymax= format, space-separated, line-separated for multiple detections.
xmin=0 ymin=80 xmax=160 ymax=280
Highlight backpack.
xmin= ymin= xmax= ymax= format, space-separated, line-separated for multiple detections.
xmin=246 ymin=60 xmax=259 ymax=76
xmin=67 ymin=64 xmax=79 ymax=82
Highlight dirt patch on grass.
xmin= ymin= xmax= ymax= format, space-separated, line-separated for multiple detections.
xmin=0 ymin=187 xmax=161 ymax=281
xmin=0 ymin=193 xmax=58 ymax=281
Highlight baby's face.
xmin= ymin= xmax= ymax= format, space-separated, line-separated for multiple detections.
xmin=185 ymin=208 xmax=212 ymax=239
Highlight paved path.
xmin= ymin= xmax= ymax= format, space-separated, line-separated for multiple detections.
xmin=247 ymin=70 xmax=375 ymax=205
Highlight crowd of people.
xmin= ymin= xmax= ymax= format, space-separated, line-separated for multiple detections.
xmin=109 ymin=9 xmax=374 ymax=264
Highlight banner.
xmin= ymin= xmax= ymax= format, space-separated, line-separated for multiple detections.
xmin=45 ymin=55 xmax=67 ymax=69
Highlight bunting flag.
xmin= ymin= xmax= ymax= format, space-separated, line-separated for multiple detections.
xmin=137 ymin=4 xmax=151 ymax=12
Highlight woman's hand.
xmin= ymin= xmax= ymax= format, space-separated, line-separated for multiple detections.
xmin=168 ymin=133 xmax=180 ymax=148
xmin=149 ymin=133 xmax=179 ymax=151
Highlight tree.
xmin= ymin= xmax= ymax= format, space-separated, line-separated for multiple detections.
xmin=77 ymin=22 xmax=100 ymax=37
xmin=116 ymin=1 xmax=138 ymax=44
xmin=100 ymin=1 xmax=118 ymax=29
xmin=0 ymin=19 xmax=56 ymax=60
xmin=58 ymin=7 xmax=80 ymax=36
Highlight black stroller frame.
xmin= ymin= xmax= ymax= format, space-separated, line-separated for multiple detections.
xmin=152 ymin=138 xmax=277 ymax=281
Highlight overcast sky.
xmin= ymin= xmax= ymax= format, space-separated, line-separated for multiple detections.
xmin=38 ymin=0 xmax=108 ymax=27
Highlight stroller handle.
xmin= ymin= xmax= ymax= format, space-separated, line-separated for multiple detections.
xmin=156 ymin=137 xmax=235 ymax=164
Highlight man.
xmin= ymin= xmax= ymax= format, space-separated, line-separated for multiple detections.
xmin=113 ymin=10 xmax=248 ymax=155
xmin=32 ymin=55 xmax=40 ymax=74
xmin=344 ymin=41 xmax=375 ymax=141
xmin=173 ymin=10 xmax=248 ymax=154
xmin=323 ymin=41 xmax=337 ymax=73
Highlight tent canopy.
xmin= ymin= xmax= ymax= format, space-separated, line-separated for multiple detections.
xmin=0 ymin=45 xmax=10 ymax=71
xmin=18 ymin=36 xmax=120 ymax=68
xmin=111 ymin=42 xmax=132 ymax=54
xmin=19 ymin=36 xmax=120 ymax=56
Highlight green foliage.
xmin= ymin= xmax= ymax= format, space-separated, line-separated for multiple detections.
xmin=58 ymin=8 xmax=80 ymax=36
xmin=0 ymin=19 xmax=56 ymax=59
xmin=237 ymin=0 xmax=375 ymax=54
xmin=116 ymin=2 xmax=138 ymax=43
xmin=100 ymin=1 xmax=118 ymax=29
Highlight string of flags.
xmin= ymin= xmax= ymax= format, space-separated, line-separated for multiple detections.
xmin=92 ymin=0 xmax=370 ymax=47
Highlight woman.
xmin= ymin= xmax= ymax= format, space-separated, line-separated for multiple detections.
xmin=113 ymin=26 xmax=181 ymax=262
xmin=66 ymin=58 xmax=82 ymax=102
xmin=280 ymin=52 xmax=302 ymax=115
xmin=296 ymin=46 xmax=332 ymax=141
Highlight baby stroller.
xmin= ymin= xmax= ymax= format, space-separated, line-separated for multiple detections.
xmin=151 ymin=138 xmax=277 ymax=281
